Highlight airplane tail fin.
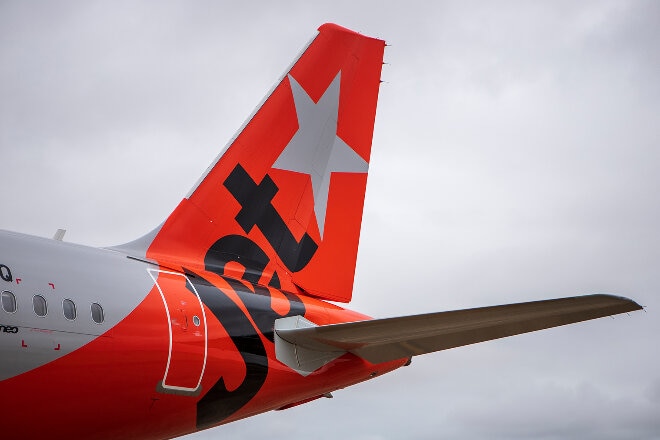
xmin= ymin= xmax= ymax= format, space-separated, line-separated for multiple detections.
xmin=116 ymin=24 xmax=385 ymax=302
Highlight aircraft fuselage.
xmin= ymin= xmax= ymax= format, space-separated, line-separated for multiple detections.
xmin=0 ymin=230 xmax=404 ymax=438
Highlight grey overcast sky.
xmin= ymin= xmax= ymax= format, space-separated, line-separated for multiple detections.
xmin=1 ymin=1 xmax=659 ymax=439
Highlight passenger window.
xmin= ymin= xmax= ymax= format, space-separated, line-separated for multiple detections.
xmin=91 ymin=303 xmax=104 ymax=324
xmin=33 ymin=295 xmax=48 ymax=317
xmin=63 ymin=299 xmax=76 ymax=320
xmin=1 ymin=291 xmax=16 ymax=313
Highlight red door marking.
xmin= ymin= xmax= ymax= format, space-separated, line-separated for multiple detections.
xmin=21 ymin=340 xmax=27 ymax=348
xmin=149 ymin=269 xmax=208 ymax=393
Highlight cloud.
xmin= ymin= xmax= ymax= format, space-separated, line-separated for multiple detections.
xmin=1 ymin=1 xmax=658 ymax=439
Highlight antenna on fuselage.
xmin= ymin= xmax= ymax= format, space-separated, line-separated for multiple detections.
xmin=53 ymin=229 xmax=66 ymax=241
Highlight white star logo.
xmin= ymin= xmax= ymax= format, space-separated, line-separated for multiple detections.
xmin=272 ymin=72 xmax=368 ymax=238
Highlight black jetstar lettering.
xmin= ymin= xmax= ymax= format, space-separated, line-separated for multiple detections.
xmin=205 ymin=235 xmax=281 ymax=288
xmin=191 ymin=163 xmax=318 ymax=426
xmin=187 ymin=272 xmax=305 ymax=428
xmin=223 ymin=164 xmax=318 ymax=272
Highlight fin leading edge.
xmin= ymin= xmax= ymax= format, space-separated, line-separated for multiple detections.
xmin=117 ymin=24 xmax=386 ymax=303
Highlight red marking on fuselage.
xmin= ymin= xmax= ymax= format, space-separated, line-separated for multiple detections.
xmin=222 ymin=261 xmax=245 ymax=280
xmin=21 ymin=340 xmax=27 ymax=348
xmin=49 ymin=283 xmax=55 ymax=289
xmin=16 ymin=278 xmax=21 ymax=284
xmin=54 ymin=343 xmax=61 ymax=351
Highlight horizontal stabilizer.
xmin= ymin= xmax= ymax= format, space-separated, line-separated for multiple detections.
xmin=275 ymin=294 xmax=642 ymax=365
